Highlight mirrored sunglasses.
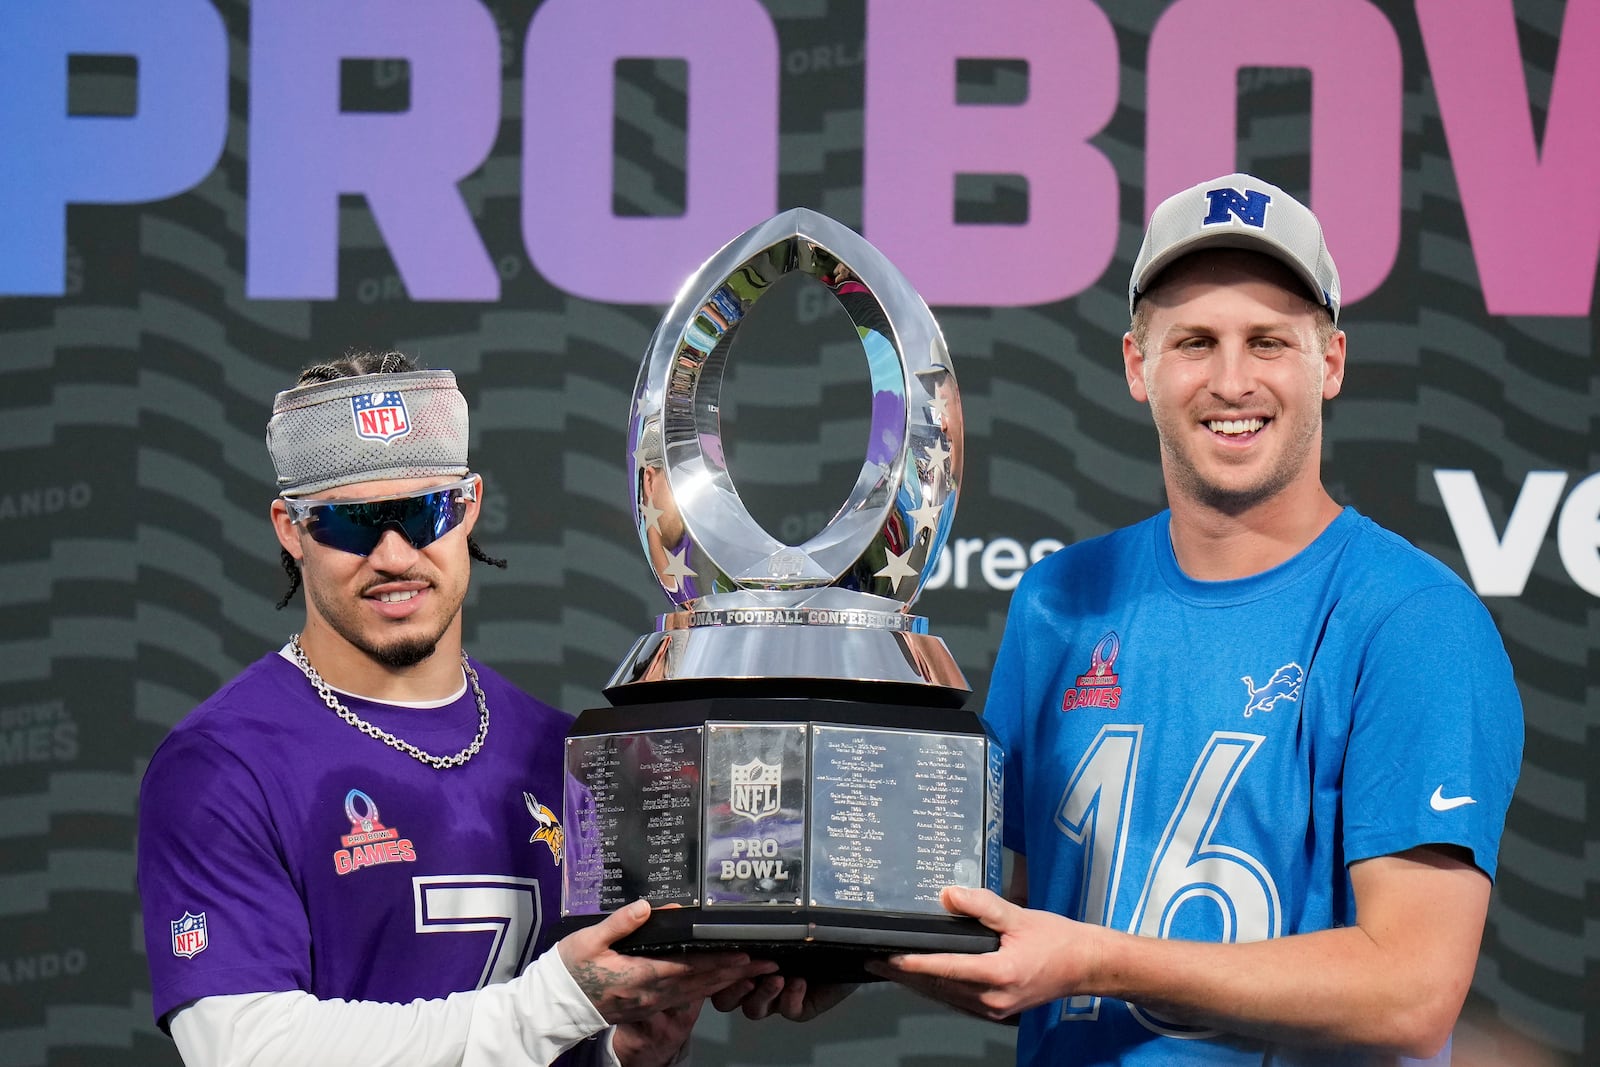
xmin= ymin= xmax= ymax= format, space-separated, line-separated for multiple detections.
xmin=284 ymin=476 xmax=478 ymax=556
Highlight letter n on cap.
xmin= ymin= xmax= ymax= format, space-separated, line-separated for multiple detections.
xmin=1203 ymin=188 xmax=1271 ymax=228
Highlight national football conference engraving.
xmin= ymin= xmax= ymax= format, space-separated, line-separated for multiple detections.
xmin=560 ymin=209 xmax=1002 ymax=975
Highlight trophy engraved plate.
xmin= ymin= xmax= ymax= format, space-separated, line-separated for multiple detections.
xmin=565 ymin=727 xmax=702 ymax=913
xmin=809 ymin=726 xmax=988 ymax=914
xmin=560 ymin=208 xmax=1002 ymax=975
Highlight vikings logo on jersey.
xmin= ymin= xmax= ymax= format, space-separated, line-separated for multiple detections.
xmin=1241 ymin=662 xmax=1304 ymax=717
xmin=524 ymin=792 xmax=564 ymax=864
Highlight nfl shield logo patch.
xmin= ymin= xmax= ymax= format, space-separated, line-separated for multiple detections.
xmin=730 ymin=758 xmax=781 ymax=823
xmin=350 ymin=390 xmax=412 ymax=443
xmin=171 ymin=911 xmax=208 ymax=958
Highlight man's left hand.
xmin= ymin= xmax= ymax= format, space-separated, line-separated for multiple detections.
xmin=865 ymin=885 xmax=1089 ymax=1022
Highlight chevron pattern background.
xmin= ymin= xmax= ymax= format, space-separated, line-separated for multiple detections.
xmin=0 ymin=2 xmax=1591 ymax=1064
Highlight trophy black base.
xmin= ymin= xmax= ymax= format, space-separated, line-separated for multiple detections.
xmin=555 ymin=906 xmax=998 ymax=982
xmin=560 ymin=694 xmax=1005 ymax=983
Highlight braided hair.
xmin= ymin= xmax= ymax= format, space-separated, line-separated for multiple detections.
xmin=275 ymin=350 xmax=506 ymax=610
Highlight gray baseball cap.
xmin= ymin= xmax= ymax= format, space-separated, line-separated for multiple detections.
xmin=1129 ymin=173 xmax=1341 ymax=324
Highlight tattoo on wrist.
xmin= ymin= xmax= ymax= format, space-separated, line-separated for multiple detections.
xmin=571 ymin=959 xmax=621 ymax=1003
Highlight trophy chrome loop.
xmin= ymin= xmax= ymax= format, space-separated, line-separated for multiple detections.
xmin=620 ymin=209 xmax=967 ymax=696
xmin=629 ymin=208 xmax=960 ymax=609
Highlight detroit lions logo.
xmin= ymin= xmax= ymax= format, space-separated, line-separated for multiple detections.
xmin=1241 ymin=662 xmax=1303 ymax=718
xmin=524 ymin=792 xmax=565 ymax=865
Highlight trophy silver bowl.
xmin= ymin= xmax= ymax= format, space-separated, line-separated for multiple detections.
xmin=561 ymin=209 xmax=1001 ymax=975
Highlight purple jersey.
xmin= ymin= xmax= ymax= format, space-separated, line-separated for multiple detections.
xmin=138 ymin=652 xmax=573 ymax=1026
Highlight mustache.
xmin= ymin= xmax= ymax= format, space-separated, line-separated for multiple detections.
xmin=359 ymin=572 xmax=433 ymax=595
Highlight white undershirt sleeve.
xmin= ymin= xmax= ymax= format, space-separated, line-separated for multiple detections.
xmin=169 ymin=946 xmax=621 ymax=1067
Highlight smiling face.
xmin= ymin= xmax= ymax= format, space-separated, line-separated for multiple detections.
xmin=1124 ymin=249 xmax=1345 ymax=517
xmin=271 ymin=475 xmax=480 ymax=674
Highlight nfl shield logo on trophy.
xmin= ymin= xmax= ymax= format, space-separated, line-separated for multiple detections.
xmin=171 ymin=911 xmax=208 ymax=958
xmin=730 ymin=758 xmax=781 ymax=823
xmin=350 ymin=390 xmax=412 ymax=443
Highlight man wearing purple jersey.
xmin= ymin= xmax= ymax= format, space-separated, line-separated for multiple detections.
xmin=138 ymin=351 xmax=774 ymax=1066
xmin=869 ymin=176 xmax=1523 ymax=1064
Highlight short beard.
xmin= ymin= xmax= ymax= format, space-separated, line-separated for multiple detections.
xmin=1167 ymin=452 xmax=1296 ymax=516
xmin=302 ymin=572 xmax=452 ymax=670
xmin=1149 ymin=375 xmax=1322 ymax=517
xmin=368 ymin=636 xmax=442 ymax=669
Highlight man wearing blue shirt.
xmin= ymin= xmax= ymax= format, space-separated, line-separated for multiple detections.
xmin=870 ymin=174 xmax=1524 ymax=1066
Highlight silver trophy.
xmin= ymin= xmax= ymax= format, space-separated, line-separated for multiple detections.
xmin=560 ymin=210 xmax=1002 ymax=975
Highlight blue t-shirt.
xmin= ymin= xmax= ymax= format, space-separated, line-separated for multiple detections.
xmin=984 ymin=508 xmax=1522 ymax=1066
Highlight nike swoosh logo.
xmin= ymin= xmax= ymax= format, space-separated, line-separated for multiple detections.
xmin=1430 ymin=786 xmax=1477 ymax=812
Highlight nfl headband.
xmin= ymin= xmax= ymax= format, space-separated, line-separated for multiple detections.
xmin=1129 ymin=173 xmax=1341 ymax=324
xmin=266 ymin=369 xmax=469 ymax=495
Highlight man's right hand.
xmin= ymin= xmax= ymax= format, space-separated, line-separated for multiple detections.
xmin=556 ymin=899 xmax=778 ymax=1024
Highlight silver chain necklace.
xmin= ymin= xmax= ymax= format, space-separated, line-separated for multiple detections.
xmin=288 ymin=634 xmax=489 ymax=769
